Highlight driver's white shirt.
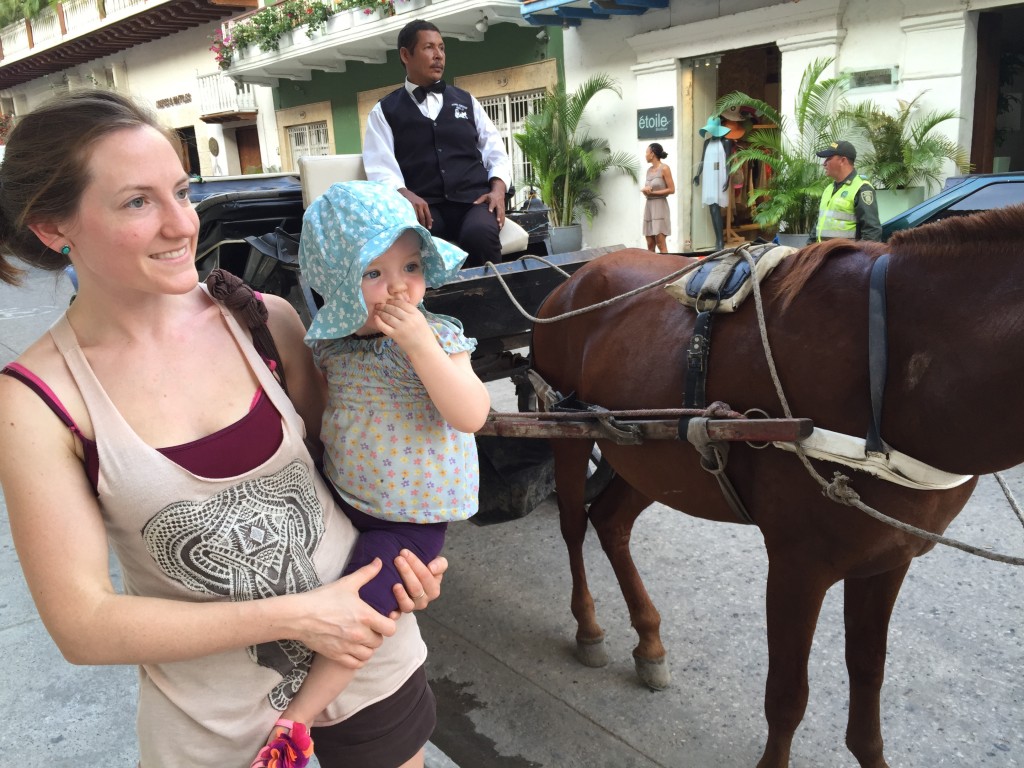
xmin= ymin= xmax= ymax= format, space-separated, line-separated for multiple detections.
xmin=362 ymin=79 xmax=512 ymax=193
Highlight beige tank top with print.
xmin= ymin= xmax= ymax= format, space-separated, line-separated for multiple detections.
xmin=48 ymin=289 xmax=426 ymax=768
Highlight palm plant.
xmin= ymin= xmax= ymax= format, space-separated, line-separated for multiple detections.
xmin=514 ymin=74 xmax=639 ymax=227
xmin=716 ymin=57 xmax=856 ymax=235
xmin=844 ymin=94 xmax=971 ymax=191
xmin=0 ymin=0 xmax=51 ymax=28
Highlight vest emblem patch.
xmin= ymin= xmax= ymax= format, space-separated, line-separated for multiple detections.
xmin=453 ymin=103 xmax=469 ymax=120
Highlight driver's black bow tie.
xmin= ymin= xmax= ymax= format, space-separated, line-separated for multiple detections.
xmin=412 ymin=80 xmax=446 ymax=103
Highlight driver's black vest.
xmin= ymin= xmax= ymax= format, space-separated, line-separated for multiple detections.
xmin=379 ymin=85 xmax=490 ymax=205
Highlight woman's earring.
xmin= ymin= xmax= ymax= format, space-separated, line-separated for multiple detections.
xmin=60 ymin=245 xmax=70 ymax=256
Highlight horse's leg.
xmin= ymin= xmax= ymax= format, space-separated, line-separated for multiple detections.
xmin=551 ymin=438 xmax=608 ymax=668
xmin=758 ymin=559 xmax=831 ymax=768
xmin=587 ymin=473 xmax=668 ymax=690
xmin=842 ymin=564 xmax=910 ymax=768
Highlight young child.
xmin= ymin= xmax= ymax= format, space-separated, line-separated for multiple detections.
xmin=250 ymin=180 xmax=490 ymax=768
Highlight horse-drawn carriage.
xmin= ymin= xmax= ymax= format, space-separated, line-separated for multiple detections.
xmin=191 ymin=163 xmax=1024 ymax=768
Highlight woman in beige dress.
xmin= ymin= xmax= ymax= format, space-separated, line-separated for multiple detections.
xmin=641 ymin=143 xmax=675 ymax=253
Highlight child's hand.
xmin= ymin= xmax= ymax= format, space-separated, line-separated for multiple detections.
xmin=372 ymin=298 xmax=434 ymax=353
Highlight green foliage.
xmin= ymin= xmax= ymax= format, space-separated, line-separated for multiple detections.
xmin=248 ymin=4 xmax=291 ymax=52
xmin=0 ymin=0 xmax=53 ymax=29
xmin=514 ymin=74 xmax=639 ymax=227
xmin=213 ymin=0 xmax=337 ymax=67
xmin=717 ymin=57 xmax=856 ymax=235
xmin=844 ymin=94 xmax=971 ymax=191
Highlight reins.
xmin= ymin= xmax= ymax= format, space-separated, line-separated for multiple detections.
xmin=486 ymin=249 xmax=1024 ymax=566
xmin=480 ymin=255 xmax=707 ymax=323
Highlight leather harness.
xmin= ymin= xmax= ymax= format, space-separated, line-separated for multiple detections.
xmin=677 ymin=249 xmax=893 ymax=525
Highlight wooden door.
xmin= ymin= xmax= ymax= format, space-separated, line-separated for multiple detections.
xmin=236 ymin=125 xmax=262 ymax=174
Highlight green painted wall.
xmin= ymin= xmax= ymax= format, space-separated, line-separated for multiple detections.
xmin=276 ymin=22 xmax=563 ymax=152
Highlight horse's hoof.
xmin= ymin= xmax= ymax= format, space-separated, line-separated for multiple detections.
xmin=633 ymin=653 xmax=671 ymax=690
xmin=575 ymin=636 xmax=609 ymax=668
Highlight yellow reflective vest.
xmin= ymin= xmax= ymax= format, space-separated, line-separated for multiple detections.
xmin=815 ymin=175 xmax=871 ymax=241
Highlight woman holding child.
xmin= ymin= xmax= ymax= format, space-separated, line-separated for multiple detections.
xmin=0 ymin=90 xmax=454 ymax=767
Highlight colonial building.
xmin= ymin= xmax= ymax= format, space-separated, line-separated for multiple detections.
xmin=531 ymin=0 xmax=1024 ymax=250
xmin=0 ymin=0 xmax=1018 ymax=251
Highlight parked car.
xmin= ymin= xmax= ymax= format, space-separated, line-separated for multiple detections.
xmin=881 ymin=172 xmax=1024 ymax=239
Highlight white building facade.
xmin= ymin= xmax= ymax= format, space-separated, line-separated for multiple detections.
xmin=545 ymin=0 xmax=1023 ymax=251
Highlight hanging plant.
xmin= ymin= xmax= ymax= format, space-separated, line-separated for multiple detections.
xmin=209 ymin=28 xmax=234 ymax=70
xmin=303 ymin=0 xmax=334 ymax=34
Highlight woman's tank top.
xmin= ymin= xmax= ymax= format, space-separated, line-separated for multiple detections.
xmin=46 ymin=288 xmax=425 ymax=767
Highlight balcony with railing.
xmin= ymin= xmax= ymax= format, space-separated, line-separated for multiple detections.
xmin=0 ymin=0 xmax=253 ymax=90
xmin=196 ymin=71 xmax=258 ymax=122
xmin=223 ymin=0 xmax=531 ymax=85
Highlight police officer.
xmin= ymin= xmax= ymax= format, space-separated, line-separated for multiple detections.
xmin=808 ymin=140 xmax=882 ymax=243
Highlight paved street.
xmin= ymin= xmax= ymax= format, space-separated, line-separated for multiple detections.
xmin=2 ymin=268 xmax=1022 ymax=767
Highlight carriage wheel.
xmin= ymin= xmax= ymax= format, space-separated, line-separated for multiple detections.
xmin=585 ymin=446 xmax=615 ymax=503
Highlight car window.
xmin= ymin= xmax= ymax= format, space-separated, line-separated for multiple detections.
xmin=946 ymin=181 xmax=1024 ymax=212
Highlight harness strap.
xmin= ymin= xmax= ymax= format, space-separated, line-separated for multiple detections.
xmin=684 ymin=310 xmax=714 ymax=408
xmin=866 ymin=253 xmax=890 ymax=454
xmin=682 ymin=417 xmax=754 ymax=524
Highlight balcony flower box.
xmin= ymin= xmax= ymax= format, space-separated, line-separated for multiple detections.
xmin=394 ymin=0 xmax=428 ymax=14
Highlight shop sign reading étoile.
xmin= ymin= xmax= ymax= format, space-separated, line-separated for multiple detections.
xmin=637 ymin=107 xmax=673 ymax=139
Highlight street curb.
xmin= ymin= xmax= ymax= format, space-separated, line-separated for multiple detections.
xmin=425 ymin=741 xmax=460 ymax=768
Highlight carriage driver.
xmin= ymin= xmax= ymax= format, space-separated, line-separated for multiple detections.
xmin=362 ymin=19 xmax=513 ymax=268
xmin=808 ymin=140 xmax=882 ymax=244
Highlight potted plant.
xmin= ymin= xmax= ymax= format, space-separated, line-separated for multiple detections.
xmin=845 ymin=94 xmax=972 ymax=219
xmin=717 ymin=57 xmax=856 ymax=244
xmin=514 ymin=74 xmax=639 ymax=253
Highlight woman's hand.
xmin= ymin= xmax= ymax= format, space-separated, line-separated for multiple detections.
xmin=297 ymin=560 xmax=398 ymax=668
xmin=390 ymin=549 xmax=447 ymax=617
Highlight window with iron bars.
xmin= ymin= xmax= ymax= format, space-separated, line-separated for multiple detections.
xmin=287 ymin=120 xmax=330 ymax=164
xmin=478 ymin=89 xmax=545 ymax=208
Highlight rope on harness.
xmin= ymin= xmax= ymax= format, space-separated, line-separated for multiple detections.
xmin=736 ymin=245 xmax=1024 ymax=566
xmin=480 ymin=255 xmax=707 ymax=324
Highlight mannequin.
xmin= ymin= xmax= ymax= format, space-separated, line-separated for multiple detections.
xmin=692 ymin=115 xmax=733 ymax=251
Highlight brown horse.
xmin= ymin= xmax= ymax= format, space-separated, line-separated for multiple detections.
xmin=530 ymin=205 xmax=1024 ymax=768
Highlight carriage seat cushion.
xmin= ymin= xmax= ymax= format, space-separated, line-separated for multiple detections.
xmin=665 ymin=243 xmax=796 ymax=313
xmin=298 ymin=154 xmax=368 ymax=208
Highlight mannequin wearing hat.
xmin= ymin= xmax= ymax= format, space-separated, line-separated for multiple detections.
xmin=808 ymin=140 xmax=882 ymax=243
xmin=692 ymin=115 xmax=733 ymax=251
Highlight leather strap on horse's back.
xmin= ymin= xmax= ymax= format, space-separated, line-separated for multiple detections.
xmin=866 ymin=253 xmax=890 ymax=455
xmin=684 ymin=310 xmax=713 ymax=408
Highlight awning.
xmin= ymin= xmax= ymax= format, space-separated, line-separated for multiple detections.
xmin=520 ymin=0 xmax=666 ymax=27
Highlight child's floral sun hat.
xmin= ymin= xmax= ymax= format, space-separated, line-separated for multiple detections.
xmin=299 ymin=180 xmax=468 ymax=342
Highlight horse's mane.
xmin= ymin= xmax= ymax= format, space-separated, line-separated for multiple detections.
xmin=775 ymin=239 xmax=887 ymax=312
xmin=888 ymin=202 xmax=1024 ymax=259
xmin=774 ymin=203 xmax=1024 ymax=311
